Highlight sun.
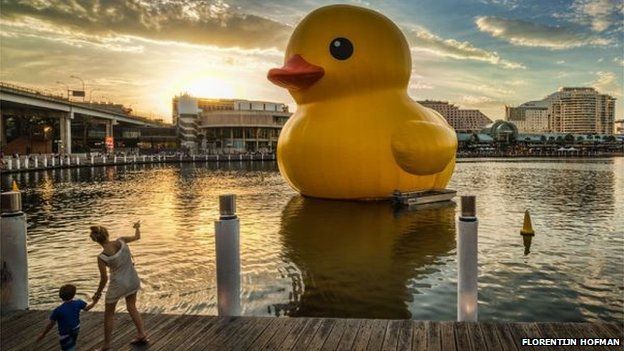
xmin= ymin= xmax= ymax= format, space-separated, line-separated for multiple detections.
xmin=175 ymin=74 xmax=238 ymax=99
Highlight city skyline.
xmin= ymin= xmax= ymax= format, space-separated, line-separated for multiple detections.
xmin=1 ymin=0 xmax=622 ymax=122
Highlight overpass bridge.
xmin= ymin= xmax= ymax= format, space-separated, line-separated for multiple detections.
xmin=0 ymin=82 xmax=169 ymax=154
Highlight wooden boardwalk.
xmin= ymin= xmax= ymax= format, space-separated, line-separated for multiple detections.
xmin=1 ymin=310 xmax=621 ymax=350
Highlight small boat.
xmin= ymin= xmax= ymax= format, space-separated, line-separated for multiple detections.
xmin=391 ymin=189 xmax=457 ymax=207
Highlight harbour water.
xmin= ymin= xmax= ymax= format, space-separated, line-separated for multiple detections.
xmin=1 ymin=158 xmax=622 ymax=322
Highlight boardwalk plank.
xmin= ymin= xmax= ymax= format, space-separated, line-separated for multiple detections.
xmin=381 ymin=320 xmax=402 ymax=351
xmin=307 ymin=318 xmax=336 ymax=350
xmin=454 ymin=322 xmax=472 ymax=351
xmin=322 ymin=318 xmax=349 ymax=351
xmin=262 ymin=317 xmax=302 ymax=350
xmin=2 ymin=311 xmax=622 ymax=351
xmin=438 ymin=321 xmax=457 ymax=351
xmin=231 ymin=317 xmax=277 ymax=351
xmin=395 ymin=320 xmax=413 ymax=351
xmin=467 ymin=322 xmax=489 ymax=351
xmin=366 ymin=320 xmax=389 ymax=351
xmin=288 ymin=318 xmax=323 ymax=350
xmin=335 ymin=318 xmax=362 ymax=351
xmin=411 ymin=321 xmax=427 ymax=351
xmin=277 ymin=318 xmax=312 ymax=351
xmin=425 ymin=321 xmax=441 ymax=351
xmin=478 ymin=322 xmax=505 ymax=351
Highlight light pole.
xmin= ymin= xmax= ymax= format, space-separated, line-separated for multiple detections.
xmin=70 ymin=75 xmax=85 ymax=101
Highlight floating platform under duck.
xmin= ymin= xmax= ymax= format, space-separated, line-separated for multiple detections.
xmin=391 ymin=189 xmax=457 ymax=207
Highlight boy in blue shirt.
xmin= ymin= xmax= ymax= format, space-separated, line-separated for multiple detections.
xmin=36 ymin=284 xmax=95 ymax=351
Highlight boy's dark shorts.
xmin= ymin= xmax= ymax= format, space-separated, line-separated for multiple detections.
xmin=59 ymin=327 xmax=79 ymax=351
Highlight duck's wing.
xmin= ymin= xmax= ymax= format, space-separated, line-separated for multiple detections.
xmin=390 ymin=119 xmax=457 ymax=175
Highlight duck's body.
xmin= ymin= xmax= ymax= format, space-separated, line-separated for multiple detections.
xmin=269 ymin=5 xmax=457 ymax=200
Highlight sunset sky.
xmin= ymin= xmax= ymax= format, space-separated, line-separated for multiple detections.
xmin=1 ymin=0 xmax=622 ymax=122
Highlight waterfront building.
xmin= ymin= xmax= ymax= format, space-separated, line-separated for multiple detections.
xmin=172 ymin=95 xmax=292 ymax=154
xmin=417 ymin=100 xmax=492 ymax=132
xmin=505 ymin=101 xmax=549 ymax=133
xmin=547 ymin=87 xmax=615 ymax=135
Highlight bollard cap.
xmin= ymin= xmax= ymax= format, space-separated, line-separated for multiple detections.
xmin=219 ymin=194 xmax=236 ymax=219
xmin=460 ymin=196 xmax=476 ymax=217
xmin=1 ymin=191 xmax=22 ymax=214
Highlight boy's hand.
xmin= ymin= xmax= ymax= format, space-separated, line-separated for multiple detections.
xmin=133 ymin=220 xmax=141 ymax=229
xmin=84 ymin=302 xmax=96 ymax=311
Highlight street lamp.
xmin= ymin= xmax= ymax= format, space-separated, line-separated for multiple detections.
xmin=70 ymin=75 xmax=85 ymax=101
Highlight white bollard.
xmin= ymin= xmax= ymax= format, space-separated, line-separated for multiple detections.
xmin=103 ymin=156 xmax=107 ymax=164
xmin=76 ymin=157 xmax=80 ymax=166
xmin=192 ymin=155 xmax=195 ymax=162
xmin=217 ymin=155 xmax=220 ymax=162
xmin=214 ymin=194 xmax=241 ymax=316
xmin=457 ymin=195 xmax=478 ymax=322
xmin=228 ymin=155 xmax=231 ymax=162
xmin=0 ymin=183 xmax=29 ymax=310
xmin=7 ymin=159 xmax=12 ymax=170
xmin=239 ymin=154 xmax=243 ymax=161
xmin=34 ymin=157 xmax=38 ymax=169
xmin=143 ymin=156 xmax=146 ymax=162
xmin=59 ymin=157 xmax=63 ymax=167
xmin=134 ymin=155 xmax=137 ymax=163
xmin=51 ymin=157 xmax=55 ymax=167
xmin=113 ymin=155 xmax=117 ymax=164
xmin=124 ymin=155 xmax=127 ymax=163
xmin=91 ymin=155 xmax=94 ymax=165
xmin=24 ymin=158 xmax=29 ymax=169
xmin=15 ymin=158 xmax=20 ymax=170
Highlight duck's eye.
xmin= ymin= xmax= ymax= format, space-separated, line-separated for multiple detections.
xmin=329 ymin=37 xmax=353 ymax=60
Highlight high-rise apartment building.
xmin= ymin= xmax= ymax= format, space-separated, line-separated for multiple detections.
xmin=505 ymin=100 xmax=549 ymax=133
xmin=417 ymin=100 xmax=492 ymax=132
xmin=547 ymin=87 xmax=615 ymax=135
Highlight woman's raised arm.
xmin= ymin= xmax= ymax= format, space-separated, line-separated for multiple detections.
xmin=121 ymin=221 xmax=141 ymax=243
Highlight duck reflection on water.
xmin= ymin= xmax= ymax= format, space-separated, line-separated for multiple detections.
xmin=276 ymin=196 xmax=456 ymax=319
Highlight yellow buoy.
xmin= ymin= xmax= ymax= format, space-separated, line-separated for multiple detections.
xmin=520 ymin=210 xmax=535 ymax=236
xmin=12 ymin=181 xmax=20 ymax=192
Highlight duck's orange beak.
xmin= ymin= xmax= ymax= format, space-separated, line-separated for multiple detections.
xmin=267 ymin=54 xmax=324 ymax=91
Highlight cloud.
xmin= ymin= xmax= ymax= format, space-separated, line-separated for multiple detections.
xmin=475 ymin=16 xmax=612 ymax=49
xmin=405 ymin=26 xmax=525 ymax=69
xmin=567 ymin=0 xmax=624 ymax=32
xmin=591 ymin=71 xmax=622 ymax=96
xmin=614 ymin=57 xmax=624 ymax=66
xmin=0 ymin=0 xmax=291 ymax=50
xmin=458 ymin=94 xmax=498 ymax=107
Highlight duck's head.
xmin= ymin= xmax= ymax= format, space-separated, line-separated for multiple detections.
xmin=268 ymin=5 xmax=411 ymax=104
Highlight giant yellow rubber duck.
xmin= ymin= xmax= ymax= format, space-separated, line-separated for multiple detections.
xmin=268 ymin=4 xmax=457 ymax=200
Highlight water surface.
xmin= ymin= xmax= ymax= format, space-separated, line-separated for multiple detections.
xmin=2 ymin=158 xmax=622 ymax=322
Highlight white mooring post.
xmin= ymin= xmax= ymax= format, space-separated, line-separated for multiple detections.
xmin=457 ymin=195 xmax=478 ymax=322
xmin=76 ymin=157 xmax=80 ymax=166
xmin=214 ymin=194 xmax=241 ymax=316
xmin=15 ymin=158 xmax=21 ymax=170
xmin=43 ymin=156 xmax=47 ymax=168
xmin=34 ymin=157 xmax=38 ymax=168
xmin=6 ymin=159 xmax=12 ymax=170
xmin=113 ymin=155 xmax=117 ymax=164
xmin=51 ymin=157 xmax=55 ymax=167
xmin=134 ymin=155 xmax=137 ymax=163
xmin=24 ymin=158 xmax=29 ymax=169
xmin=124 ymin=155 xmax=127 ymax=163
xmin=102 ymin=156 xmax=107 ymax=164
xmin=0 ymin=182 xmax=29 ymax=311
xmin=91 ymin=155 xmax=94 ymax=165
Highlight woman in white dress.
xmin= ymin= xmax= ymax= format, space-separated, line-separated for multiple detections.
xmin=89 ymin=222 xmax=147 ymax=350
